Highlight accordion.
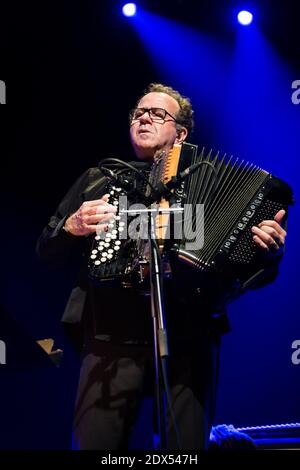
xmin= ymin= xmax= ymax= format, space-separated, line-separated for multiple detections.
xmin=88 ymin=143 xmax=293 ymax=289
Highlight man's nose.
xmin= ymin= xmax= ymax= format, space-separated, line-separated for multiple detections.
xmin=139 ymin=110 xmax=152 ymax=123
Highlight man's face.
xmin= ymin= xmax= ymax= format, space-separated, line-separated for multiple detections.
xmin=130 ymin=92 xmax=183 ymax=161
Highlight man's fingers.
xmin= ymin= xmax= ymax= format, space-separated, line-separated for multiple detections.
xmin=83 ymin=224 xmax=102 ymax=234
xmin=257 ymin=220 xmax=286 ymax=239
xmin=85 ymin=223 xmax=111 ymax=235
xmin=252 ymin=235 xmax=269 ymax=251
xmin=82 ymin=197 xmax=112 ymax=208
xmin=85 ymin=213 xmax=116 ymax=225
xmin=102 ymin=194 xmax=110 ymax=203
xmin=95 ymin=223 xmax=110 ymax=235
xmin=85 ymin=205 xmax=117 ymax=216
xmin=254 ymin=225 xmax=284 ymax=245
xmin=274 ymin=209 xmax=286 ymax=225
xmin=252 ymin=226 xmax=280 ymax=251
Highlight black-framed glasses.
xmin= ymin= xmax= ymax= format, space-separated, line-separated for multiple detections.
xmin=129 ymin=107 xmax=178 ymax=123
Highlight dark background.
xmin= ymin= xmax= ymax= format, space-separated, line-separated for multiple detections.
xmin=0 ymin=0 xmax=299 ymax=448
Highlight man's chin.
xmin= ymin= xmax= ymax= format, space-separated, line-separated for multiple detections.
xmin=133 ymin=143 xmax=156 ymax=161
xmin=136 ymin=152 xmax=154 ymax=162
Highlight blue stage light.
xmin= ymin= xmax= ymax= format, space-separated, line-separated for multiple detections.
xmin=122 ymin=3 xmax=137 ymax=17
xmin=237 ymin=10 xmax=253 ymax=26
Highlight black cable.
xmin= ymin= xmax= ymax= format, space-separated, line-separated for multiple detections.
xmin=98 ymin=157 xmax=158 ymax=196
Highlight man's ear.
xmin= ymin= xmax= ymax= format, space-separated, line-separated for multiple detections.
xmin=175 ymin=126 xmax=188 ymax=144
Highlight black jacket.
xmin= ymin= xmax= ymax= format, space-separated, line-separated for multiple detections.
xmin=37 ymin=165 xmax=283 ymax=349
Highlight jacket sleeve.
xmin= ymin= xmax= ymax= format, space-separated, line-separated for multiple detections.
xmin=36 ymin=169 xmax=94 ymax=269
xmin=239 ymin=216 xmax=288 ymax=293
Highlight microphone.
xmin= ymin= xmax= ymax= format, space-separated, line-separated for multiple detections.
xmin=167 ymin=161 xmax=205 ymax=187
xmin=155 ymin=160 xmax=207 ymax=198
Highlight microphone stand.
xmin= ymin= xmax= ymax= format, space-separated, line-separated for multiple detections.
xmin=149 ymin=208 xmax=168 ymax=450
xmin=122 ymin=205 xmax=183 ymax=450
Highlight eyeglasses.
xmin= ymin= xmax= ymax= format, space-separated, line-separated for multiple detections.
xmin=130 ymin=107 xmax=178 ymax=123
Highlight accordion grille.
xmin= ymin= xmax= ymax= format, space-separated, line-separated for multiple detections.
xmin=180 ymin=149 xmax=269 ymax=269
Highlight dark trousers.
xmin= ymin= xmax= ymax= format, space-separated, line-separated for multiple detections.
xmin=73 ymin=334 xmax=220 ymax=450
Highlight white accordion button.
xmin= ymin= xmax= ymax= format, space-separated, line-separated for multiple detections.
xmin=114 ymin=246 xmax=120 ymax=251
xmin=107 ymin=254 xmax=113 ymax=259
xmin=115 ymin=240 xmax=121 ymax=245
xmin=100 ymin=257 xmax=107 ymax=263
xmin=90 ymin=254 xmax=97 ymax=259
xmin=95 ymin=260 xmax=101 ymax=265
xmin=92 ymin=249 xmax=98 ymax=254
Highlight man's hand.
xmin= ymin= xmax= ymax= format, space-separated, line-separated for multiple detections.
xmin=251 ymin=209 xmax=287 ymax=253
xmin=63 ymin=194 xmax=117 ymax=236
